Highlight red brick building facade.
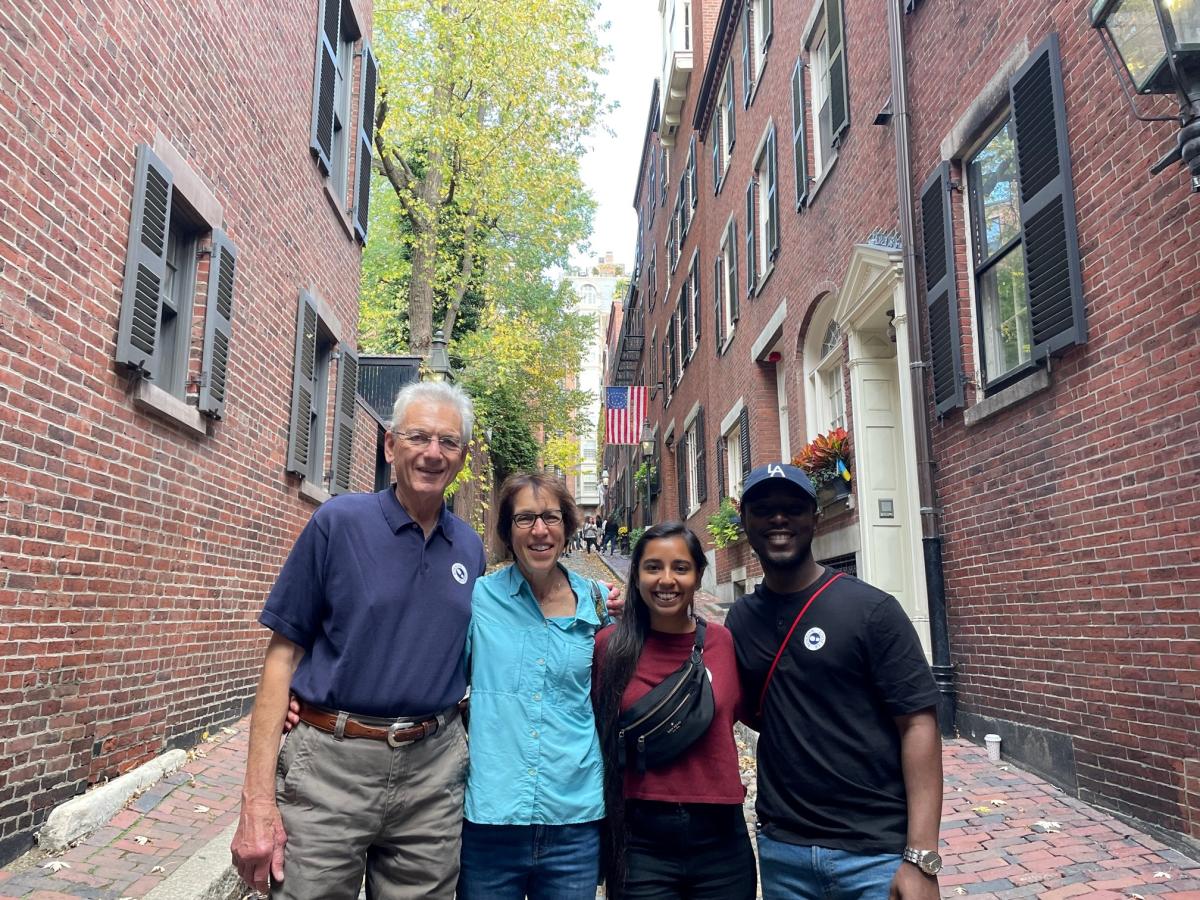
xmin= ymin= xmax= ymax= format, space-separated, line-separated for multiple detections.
xmin=606 ymin=0 xmax=1199 ymax=845
xmin=0 ymin=0 xmax=379 ymax=859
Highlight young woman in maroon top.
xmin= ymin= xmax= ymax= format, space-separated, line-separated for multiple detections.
xmin=593 ymin=522 xmax=756 ymax=899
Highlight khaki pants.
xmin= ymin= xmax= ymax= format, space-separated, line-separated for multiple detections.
xmin=272 ymin=714 xmax=468 ymax=900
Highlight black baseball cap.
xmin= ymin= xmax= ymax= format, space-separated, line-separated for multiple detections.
xmin=741 ymin=463 xmax=818 ymax=505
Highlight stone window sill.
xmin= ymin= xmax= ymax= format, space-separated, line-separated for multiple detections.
xmin=963 ymin=368 xmax=1051 ymax=427
xmin=134 ymin=382 xmax=207 ymax=438
xmin=299 ymin=479 xmax=331 ymax=506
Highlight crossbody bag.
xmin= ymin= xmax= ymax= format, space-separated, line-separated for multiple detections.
xmin=617 ymin=618 xmax=715 ymax=773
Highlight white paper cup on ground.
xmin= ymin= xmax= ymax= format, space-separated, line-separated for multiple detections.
xmin=985 ymin=733 xmax=1001 ymax=762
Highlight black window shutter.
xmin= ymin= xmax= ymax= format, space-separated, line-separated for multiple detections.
xmin=1009 ymin=33 xmax=1086 ymax=359
xmin=919 ymin=163 xmax=964 ymax=413
xmin=116 ymin=144 xmax=174 ymax=378
xmin=329 ymin=345 xmax=359 ymax=494
xmin=713 ymin=253 xmax=723 ymax=352
xmin=688 ymin=134 xmax=698 ymax=212
xmin=741 ymin=5 xmax=752 ymax=107
xmin=711 ymin=119 xmax=721 ymax=191
xmin=310 ymin=0 xmax=341 ymax=173
xmin=730 ymin=222 xmax=740 ymax=324
xmin=198 ymin=228 xmax=237 ymax=418
xmin=661 ymin=338 xmax=670 ymax=407
xmin=692 ymin=259 xmax=701 ymax=344
xmin=716 ymin=435 xmax=727 ymax=498
xmin=791 ymin=60 xmax=809 ymax=209
xmin=762 ymin=0 xmax=774 ymax=50
xmin=739 ymin=406 xmax=752 ymax=474
xmin=676 ymin=435 xmax=689 ymax=518
xmin=745 ymin=181 xmax=757 ymax=293
xmin=767 ymin=126 xmax=779 ymax=259
xmin=725 ymin=64 xmax=737 ymax=149
xmin=352 ymin=44 xmax=378 ymax=244
xmin=695 ymin=407 xmax=708 ymax=504
xmin=679 ymin=285 xmax=690 ymax=361
xmin=286 ymin=291 xmax=320 ymax=475
xmin=826 ymin=0 xmax=849 ymax=142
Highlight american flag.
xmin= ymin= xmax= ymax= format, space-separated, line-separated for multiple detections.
xmin=605 ymin=386 xmax=648 ymax=445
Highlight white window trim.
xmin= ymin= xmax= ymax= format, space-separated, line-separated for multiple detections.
xmin=718 ymin=217 xmax=737 ymax=351
xmin=751 ymin=125 xmax=775 ymax=290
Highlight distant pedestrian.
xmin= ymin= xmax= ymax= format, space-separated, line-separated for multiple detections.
xmin=726 ymin=463 xmax=943 ymax=900
xmin=601 ymin=517 xmax=619 ymax=554
xmin=582 ymin=518 xmax=599 ymax=554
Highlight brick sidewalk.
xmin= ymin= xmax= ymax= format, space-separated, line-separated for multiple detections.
xmin=0 ymin=723 xmax=249 ymax=900
xmin=2 ymin=692 xmax=1198 ymax=899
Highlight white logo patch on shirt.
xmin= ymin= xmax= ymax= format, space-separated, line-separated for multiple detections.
xmin=451 ymin=562 xmax=469 ymax=585
xmin=803 ymin=627 xmax=826 ymax=651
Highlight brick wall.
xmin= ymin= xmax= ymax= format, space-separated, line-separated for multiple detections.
xmin=0 ymin=0 xmax=374 ymax=859
xmin=904 ymin=1 xmax=1200 ymax=839
xmin=634 ymin=0 xmax=1199 ymax=842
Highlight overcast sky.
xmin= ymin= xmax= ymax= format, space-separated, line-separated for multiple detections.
xmin=572 ymin=0 xmax=661 ymax=271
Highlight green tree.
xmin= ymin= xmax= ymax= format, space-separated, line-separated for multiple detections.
xmin=368 ymin=0 xmax=607 ymax=356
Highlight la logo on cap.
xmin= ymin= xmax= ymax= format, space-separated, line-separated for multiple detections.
xmin=768 ymin=464 xmax=785 ymax=477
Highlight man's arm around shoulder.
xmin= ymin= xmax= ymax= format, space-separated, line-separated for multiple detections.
xmin=890 ymin=708 xmax=942 ymax=900
xmin=231 ymin=633 xmax=305 ymax=893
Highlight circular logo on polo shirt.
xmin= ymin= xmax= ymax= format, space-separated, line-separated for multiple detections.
xmin=803 ymin=627 xmax=826 ymax=651
xmin=451 ymin=563 xmax=469 ymax=585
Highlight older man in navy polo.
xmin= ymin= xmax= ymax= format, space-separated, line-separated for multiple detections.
xmin=231 ymin=380 xmax=486 ymax=899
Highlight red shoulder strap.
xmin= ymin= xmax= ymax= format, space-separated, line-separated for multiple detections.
xmin=755 ymin=571 xmax=845 ymax=718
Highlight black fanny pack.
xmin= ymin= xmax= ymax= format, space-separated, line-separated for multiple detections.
xmin=617 ymin=618 xmax=715 ymax=773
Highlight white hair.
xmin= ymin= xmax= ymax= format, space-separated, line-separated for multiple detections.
xmin=390 ymin=381 xmax=475 ymax=443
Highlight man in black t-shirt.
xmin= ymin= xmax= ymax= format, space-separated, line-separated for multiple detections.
xmin=725 ymin=463 xmax=943 ymax=900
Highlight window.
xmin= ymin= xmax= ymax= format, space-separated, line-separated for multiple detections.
xmin=650 ymin=329 xmax=659 ymax=395
xmin=740 ymin=0 xmax=773 ymax=105
xmin=713 ymin=219 xmax=739 ymax=350
xmin=677 ymin=408 xmax=708 ymax=517
xmin=805 ymin=0 xmax=848 ymax=184
xmin=804 ymin=299 xmax=846 ymax=440
xmin=968 ymin=118 xmax=1029 ymax=385
xmin=660 ymin=146 xmax=668 ymax=206
xmin=716 ymin=406 xmax=751 ymax=498
xmin=310 ymin=0 xmax=377 ymax=243
xmin=923 ymin=33 xmax=1084 ymax=412
xmin=287 ymin=290 xmax=360 ymax=496
xmin=686 ymin=134 xmax=698 ymax=223
xmin=115 ymin=145 xmax=237 ymax=420
xmin=711 ymin=63 xmax=737 ymax=190
xmin=748 ymin=126 xmax=779 ymax=289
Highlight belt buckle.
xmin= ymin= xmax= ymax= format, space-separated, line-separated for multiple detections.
xmin=387 ymin=721 xmax=415 ymax=748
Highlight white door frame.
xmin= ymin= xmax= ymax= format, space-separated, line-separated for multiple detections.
xmin=833 ymin=244 xmax=931 ymax=653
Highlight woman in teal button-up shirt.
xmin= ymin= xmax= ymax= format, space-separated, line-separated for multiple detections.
xmin=457 ymin=472 xmax=610 ymax=900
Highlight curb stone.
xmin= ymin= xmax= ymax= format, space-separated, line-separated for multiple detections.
xmin=142 ymin=819 xmax=242 ymax=900
xmin=37 ymin=748 xmax=189 ymax=852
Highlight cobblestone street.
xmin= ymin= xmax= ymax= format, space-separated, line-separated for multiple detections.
xmin=1 ymin=549 xmax=1196 ymax=899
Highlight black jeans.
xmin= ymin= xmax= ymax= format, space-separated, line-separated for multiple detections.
xmin=623 ymin=800 xmax=757 ymax=899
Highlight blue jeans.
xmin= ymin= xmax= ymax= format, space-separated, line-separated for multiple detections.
xmin=457 ymin=819 xmax=600 ymax=900
xmin=758 ymin=832 xmax=902 ymax=899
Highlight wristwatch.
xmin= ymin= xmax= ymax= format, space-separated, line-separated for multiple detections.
xmin=902 ymin=847 xmax=943 ymax=875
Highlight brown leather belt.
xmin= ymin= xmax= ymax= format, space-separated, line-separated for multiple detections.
xmin=297 ymin=700 xmax=464 ymax=748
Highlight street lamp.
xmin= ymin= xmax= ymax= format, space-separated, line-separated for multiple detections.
xmin=425 ymin=329 xmax=453 ymax=382
xmin=639 ymin=420 xmax=655 ymax=527
xmin=1093 ymin=0 xmax=1200 ymax=189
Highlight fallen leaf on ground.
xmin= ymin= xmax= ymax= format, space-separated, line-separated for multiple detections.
xmin=151 ymin=865 xmax=165 ymax=873
xmin=1031 ymin=820 xmax=1062 ymax=833
xmin=133 ymin=835 xmax=150 ymax=845
xmin=972 ymin=805 xmax=992 ymax=814
xmin=990 ymin=798 xmax=1008 ymax=806
xmin=1154 ymin=872 xmax=1170 ymax=879
xmin=194 ymin=805 xmax=211 ymax=813
xmin=953 ymin=888 xmax=967 ymax=895
xmin=42 ymin=860 xmax=70 ymax=872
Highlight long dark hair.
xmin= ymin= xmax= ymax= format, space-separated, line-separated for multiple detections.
xmin=593 ymin=521 xmax=708 ymax=896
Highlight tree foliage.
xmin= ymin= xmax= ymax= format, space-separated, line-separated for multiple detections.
xmin=367 ymin=0 xmax=608 ymax=356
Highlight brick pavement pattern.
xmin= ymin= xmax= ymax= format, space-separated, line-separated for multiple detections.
xmin=2 ymin=569 xmax=1197 ymax=898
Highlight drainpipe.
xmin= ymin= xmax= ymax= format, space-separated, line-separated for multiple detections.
xmin=886 ymin=0 xmax=957 ymax=736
